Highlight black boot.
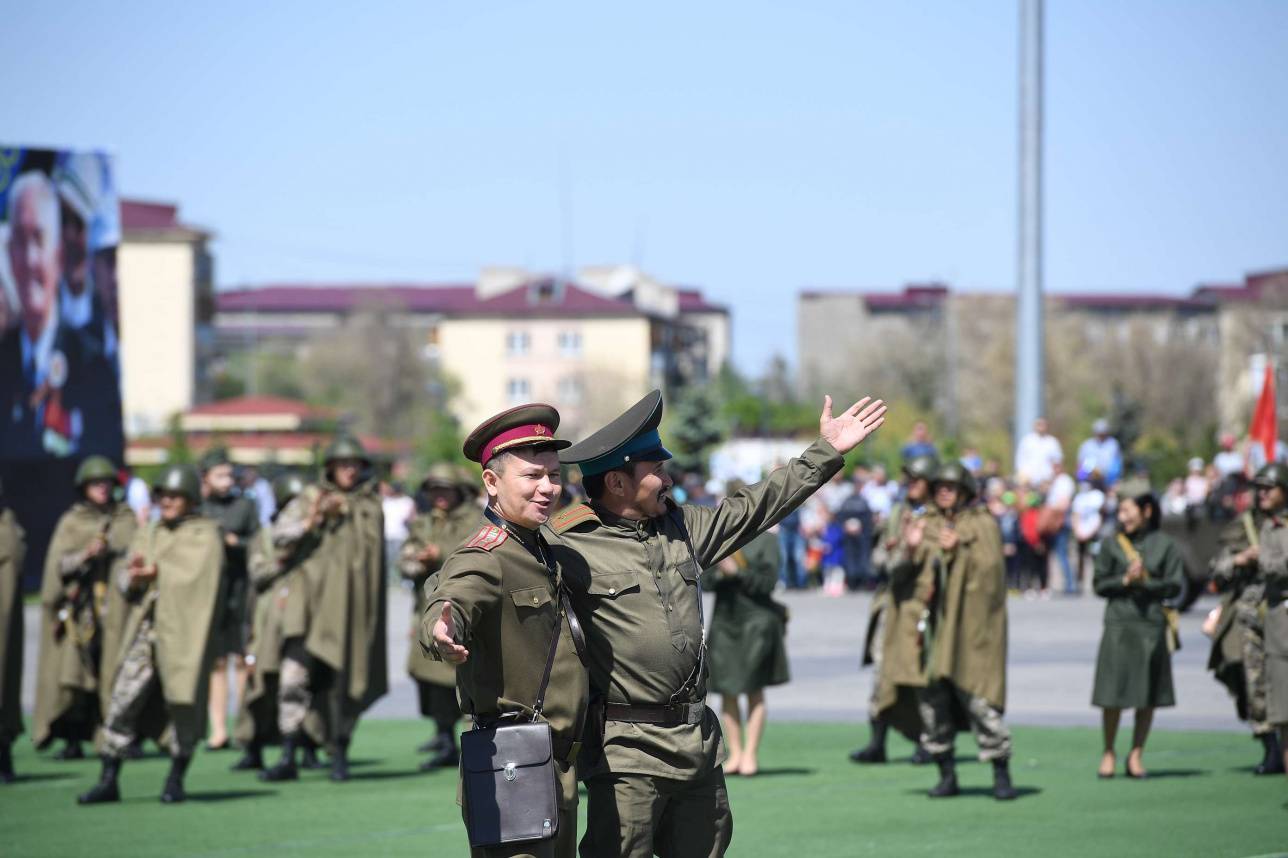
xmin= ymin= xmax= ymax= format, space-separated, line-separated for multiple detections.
xmin=1254 ymin=733 xmax=1286 ymax=776
xmin=420 ymin=736 xmax=460 ymax=771
xmin=123 ymin=740 xmax=144 ymax=760
xmin=849 ymin=719 xmax=888 ymax=764
xmin=259 ymin=735 xmax=299 ymax=782
xmin=910 ymin=743 xmax=934 ymax=765
xmin=0 ymin=741 xmax=15 ymax=784
xmin=329 ymin=739 xmax=350 ymax=782
xmin=55 ymin=741 xmax=85 ymax=761
xmin=992 ymin=758 xmax=1018 ymax=801
xmin=230 ymin=742 xmax=264 ymax=771
xmin=77 ymin=757 xmax=122 ymax=805
xmin=928 ymin=754 xmax=959 ymax=798
xmin=300 ymin=740 xmax=325 ymax=770
xmin=160 ymin=755 xmax=191 ymax=804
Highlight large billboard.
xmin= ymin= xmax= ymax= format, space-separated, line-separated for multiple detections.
xmin=0 ymin=146 xmax=125 ymax=587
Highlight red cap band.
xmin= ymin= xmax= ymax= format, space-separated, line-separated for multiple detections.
xmin=481 ymin=423 xmax=555 ymax=466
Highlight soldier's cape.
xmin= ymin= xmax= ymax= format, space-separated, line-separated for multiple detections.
xmin=0 ymin=511 xmax=27 ymax=740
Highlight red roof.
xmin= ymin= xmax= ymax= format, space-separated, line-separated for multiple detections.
xmin=217 ymin=278 xmax=639 ymax=317
xmin=187 ymin=395 xmax=335 ymax=419
xmin=120 ymin=198 xmax=208 ymax=235
xmin=677 ymin=288 xmax=729 ymax=314
xmin=1058 ymin=293 xmax=1210 ymax=311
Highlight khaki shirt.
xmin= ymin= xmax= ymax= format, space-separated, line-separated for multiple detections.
xmin=422 ymin=519 xmax=588 ymax=808
xmin=550 ymin=437 xmax=843 ymax=780
xmin=401 ymin=502 xmax=480 ymax=684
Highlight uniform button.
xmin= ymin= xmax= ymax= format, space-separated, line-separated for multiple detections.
xmin=608 ymin=587 xmax=617 ymax=595
xmin=667 ymin=604 xmax=673 ymax=612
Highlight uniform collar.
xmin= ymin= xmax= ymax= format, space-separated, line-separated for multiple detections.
xmin=484 ymin=505 xmax=549 ymax=562
xmin=588 ymin=501 xmax=652 ymax=537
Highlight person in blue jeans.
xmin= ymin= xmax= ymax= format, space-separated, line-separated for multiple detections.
xmin=779 ymin=507 xmax=805 ymax=589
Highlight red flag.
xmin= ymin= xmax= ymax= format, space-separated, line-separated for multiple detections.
xmin=1249 ymin=363 xmax=1277 ymax=465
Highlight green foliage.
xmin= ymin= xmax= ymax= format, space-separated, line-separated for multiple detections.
xmin=164 ymin=413 xmax=193 ymax=465
xmin=666 ymin=382 xmax=728 ymax=475
xmin=415 ymin=409 xmax=467 ymax=472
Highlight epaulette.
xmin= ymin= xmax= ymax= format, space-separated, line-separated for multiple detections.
xmin=464 ymin=525 xmax=508 ymax=552
xmin=550 ymin=503 xmax=599 ymax=534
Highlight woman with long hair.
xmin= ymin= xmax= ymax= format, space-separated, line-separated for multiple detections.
xmin=1091 ymin=491 xmax=1184 ymax=778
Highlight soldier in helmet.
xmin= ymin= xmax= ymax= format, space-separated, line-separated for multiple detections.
xmin=77 ymin=464 xmax=225 ymax=804
xmin=906 ymin=461 xmax=1017 ymax=800
xmin=33 ymin=456 xmax=137 ymax=760
xmin=1213 ymin=463 xmax=1288 ymax=775
xmin=1256 ymin=463 xmax=1288 ymax=778
xmin=230 ymin=472 xmax=326 ymax=771
xmin=400 ymin=462 xmax=481 ymax=771
xmin=0 ymin=477 xmax=26 ymax=784
xmin=852 ymin=454 xmax=938 ymax=765
xmin=260 ymin=436 xmax=386 ymax=783
xmin=199 ymin=449 xmax=260 ymax=751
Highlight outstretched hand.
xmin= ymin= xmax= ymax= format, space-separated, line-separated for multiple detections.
xmin=818 ymin=396 xmax=887 ymax=455
xmin=432 ymin=601 xmax=470 ymax=664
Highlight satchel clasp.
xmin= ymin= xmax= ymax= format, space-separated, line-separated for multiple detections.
xmin=504 ymin=762 xmax=517 ymax=782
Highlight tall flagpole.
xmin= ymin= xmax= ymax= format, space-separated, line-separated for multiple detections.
xmin=1015 ymin=0 xmax=1045 ymax=443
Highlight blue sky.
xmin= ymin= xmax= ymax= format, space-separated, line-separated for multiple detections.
xmin=4 ymin=1 xmax=1286 ymax=373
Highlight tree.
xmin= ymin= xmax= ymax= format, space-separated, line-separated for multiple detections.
xmin=664 ymin=383 xmax=727 ymax=475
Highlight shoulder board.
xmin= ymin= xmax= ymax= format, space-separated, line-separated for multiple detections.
xmin=464 ymin=525 xmax=509 ymax=552
xmin=550 ymin=503 xmax=599 ymax=534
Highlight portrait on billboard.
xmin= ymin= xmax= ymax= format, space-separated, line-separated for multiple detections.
xmin=0 ymin=147 xmax=124 ymax=461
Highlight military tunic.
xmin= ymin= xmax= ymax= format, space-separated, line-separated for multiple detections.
xmin=101 ymin=515 xmax=223 ymax=759
xmin=551 ymin=437 xmax=844 ymax=858
xmin=1255 ymin=518 xmax=1288 ymax=726
xmin=1207 ymin=511 xmax=1271 ymax=734
xmin=1091 ymin=529 xmax=1183 ymax=709
xmin=422 ymin=520 xmax=588 ymax=858
xmin=915 ymin=505 xmax=1012 ymax=762
xmin=701 ymin=531 xmax=789 ymax=696
xmin=0 ymin=509 xmax=26 ymax=746
xmin=32 ymin=501 xmax=136 ymax=747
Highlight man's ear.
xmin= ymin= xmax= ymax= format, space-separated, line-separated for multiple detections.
xmin=481 ymin=468 xmax=501 ymax=499
xmin=605 ymin=469 xmax=628 ymax=498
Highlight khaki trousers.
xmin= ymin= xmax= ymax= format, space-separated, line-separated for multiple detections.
xmin=580 ymin=766 xmax=732 ymax=858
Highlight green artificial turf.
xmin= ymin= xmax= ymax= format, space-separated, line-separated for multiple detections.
xmin=2 ymin=722 xmax=1285 ymax=857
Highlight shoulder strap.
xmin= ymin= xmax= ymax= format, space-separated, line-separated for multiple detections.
xmin=1243 ymin=512 xmax=1260 ymax=549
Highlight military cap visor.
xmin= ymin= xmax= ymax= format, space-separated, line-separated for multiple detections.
xmin=463 ymin=403 xmax=570 ymax=467
xmin=560 ymin=389 xmax=673 ymax=477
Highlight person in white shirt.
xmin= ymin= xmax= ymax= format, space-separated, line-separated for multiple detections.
xmin=380 ymin=481 xmax=416 ymax=586
xmin=1071 ymin=477 xmax=1106 ymax=593
xmin=1212 ymin=434 xmax=1245 ymax=480
xmin=1014 ymin=417 xmax=1063 ymax=487
xmin=1045 ymin=461 xmax=1077 ymax=595
xmin=860 ymin=465 xmax=895 ymax=520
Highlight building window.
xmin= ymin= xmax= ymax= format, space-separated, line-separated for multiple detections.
xmin=507 ymin=378 xmax=531 ymax=405
xmin=558 ymin=376 xmax=583 ymax=405
xmin=558 ymin=330 xmax=582 ymax=357
xmin=506 ymin=330 xmax=531 ymax=356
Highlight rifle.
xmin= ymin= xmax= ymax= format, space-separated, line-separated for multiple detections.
xmin=54 ymin=516 xmax=113 ymax=650
xmin=1115 ymin=532 xmax=1181 ymax=653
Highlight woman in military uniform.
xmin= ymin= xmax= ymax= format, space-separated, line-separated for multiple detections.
xmin=1091 ymin=490 xmax=1184 ymax=779
xmin=0 ymin=478 xmax=26 ymax=784
xmin=400 ymin=463 xmax=481 ymax=771
xmin=702 ymin=518 xmax=789 ymax=778
xmin=33 ymin=456 xmax=136 ymax=760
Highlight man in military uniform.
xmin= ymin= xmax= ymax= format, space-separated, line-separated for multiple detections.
xmin=200 ymin=450 xmax=260 ymax=751
xmin=1257 ymin=475 xmax=1288 ymax=778
xmin=552 ymin=390 xmax=885 ymax=858
xmin=33 ymin=456 xmax=137 ymax=760
xmin=0 ymin=478 xmax=26 ymax=784
xmin=260 ymin=436 xmax=386 ymax=783
xmin=906 ymin=462 xmax=1017 ymax=800
xmin=77 ymin=464 xmax=224 ymax=805
xmin=852 ymin=453 xmax=937 ymax=765
xmin=230 ymin=473 xmax=321 ymax=772
xmin=400 ymin=463 xmax=479 ymax=771
xmin=422 ymin=404 xmax=587 ymax=858
xmin=1207 ymin=463 xmax=1286 ymax=774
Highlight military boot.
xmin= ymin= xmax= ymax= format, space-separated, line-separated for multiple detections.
xmin=417 ymin=733 xmax=445 ymax=754
xmin=1254 ymin=733 xmax=1285 ymax=776
xmin=329 ymin=739 xmax=350 ymax=782
xmin=77 ymin=757 xmax=122 ymax=805
xmin=230 ymin=742 xmax=264 ymax=771
xmin=927 ymin=754 xmax=959 ymax=798
xmin=300 ymin=740 xmax=325 ymax=770
xmin=0 ymin=741 xmax=15 ymax=784
xmin=849 ymin=719 xmax=888 ymax=764
xmin=55 ymin=741 xmax=85 ymax=761
xmin=420 ymin=735 xmax=460 ymax=771
xmin=259 ymin=735 xmax=299 ymax=782
xmin=992 ymin=759 xmax=1018 ymax=801
xmin=910 ymin=743 xmax=934 ymax=765
xmin=123 ymin=739 xmax=144 ymax=760
xmin=160 ymin=755 xmax=192 ymax=804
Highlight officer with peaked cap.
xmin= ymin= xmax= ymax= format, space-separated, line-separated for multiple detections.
xmin=400 ymin=462 xmax=480 ymax=771
xmin=78 ymin=464 xmax=224 ymax=805
xmin=33 ymin=456 xmax=137 ymax=760
xmin=550 ymin=389 xmax=885 ymax=858
xmin=421 ymin=404 xmax=588 ymax=858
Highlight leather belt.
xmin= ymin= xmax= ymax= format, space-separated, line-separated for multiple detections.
xmin=604 ymin=701 xmax=705 ymax=727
